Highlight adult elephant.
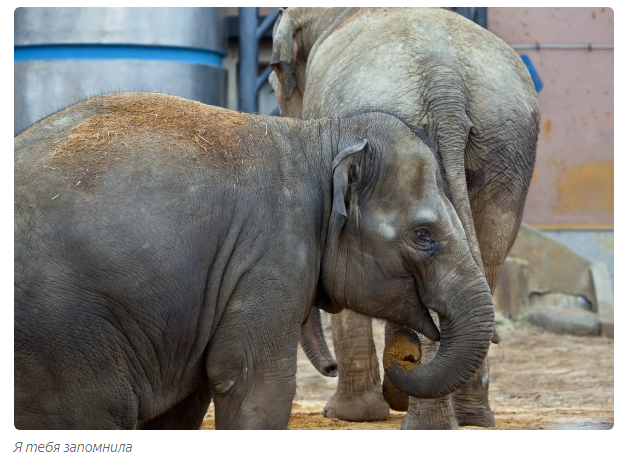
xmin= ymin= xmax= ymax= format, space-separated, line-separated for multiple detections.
xmin=15 ymin=92 xmax=494 ymax=429
xmin=270 ymin=7 xmax=539 ymax=429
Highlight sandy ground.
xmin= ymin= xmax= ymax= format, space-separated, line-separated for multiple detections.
xmin=201 ymin=315 xmax=614 ymax=430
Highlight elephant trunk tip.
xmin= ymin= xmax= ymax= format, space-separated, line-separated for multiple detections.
xmin=382 ymin=298 xmax=494 ymax=399
xmin=382 ymin=328 xmax=422 ymax=372
xmin=321 ymin=361 xmax=338 ymax=378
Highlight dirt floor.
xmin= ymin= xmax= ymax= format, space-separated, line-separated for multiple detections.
xmin=200 ymin=314 xmax=614 ymax=430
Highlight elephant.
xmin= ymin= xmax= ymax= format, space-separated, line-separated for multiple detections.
xmin=14 ymin=92 xmax=495 ymax=429
xmin=269 ymin=7 xmax=539 ymax=429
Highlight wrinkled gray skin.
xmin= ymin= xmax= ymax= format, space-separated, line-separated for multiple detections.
xmin=14 ymin=92 xmax=494 ymax=429
xmin=270 ymin=7 xmax=539 ymax=428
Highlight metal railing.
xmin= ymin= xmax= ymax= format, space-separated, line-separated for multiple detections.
xmin=238 ymin=7 xmax=281 ymax=114
xmin=511 ymin=43 xmax=613 ymax=51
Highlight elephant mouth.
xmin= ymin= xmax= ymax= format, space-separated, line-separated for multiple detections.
xmin=419 ymin=306 xmax=440 ymax=342
xmin=382 ymin=283 xmax=441 ymax=343
xmin=414 ymin=279 xmax=440 ymax=342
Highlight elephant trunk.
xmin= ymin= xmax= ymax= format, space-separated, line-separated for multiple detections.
xmin=300 ymin=307 xmax=338 ymax=377
xmin=383 ymin=275 xmax=494 ymax=399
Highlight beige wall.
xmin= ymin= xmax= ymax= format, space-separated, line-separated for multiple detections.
xmin=488 ymin=7 xmax=613 ymax=229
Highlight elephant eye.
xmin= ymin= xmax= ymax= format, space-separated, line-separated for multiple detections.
xmin=405 ymin=227 xmax=436 ymax=252
xmin=416 ymin=229 xmax=430 ymax=240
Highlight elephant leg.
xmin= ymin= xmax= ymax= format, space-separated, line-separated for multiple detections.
xmin=452 ymin=130 xmax=536 ymax=428
xmin=402 ymin=394 xmax=458 ymax=430
xmin=206 ymin=281 xmax=300 ymax=429
xmin=15 ymin=321 xmax=139 ymax=429
xmin=384 ymin=319 xmax=459 ymax=430
xmin=450 ymin=209 xmax=515 ymax=427
xmin=446 ymin=191 xmax=505 ymax=427
xmin=451 ymin=358 xmax=494 ymax=427
xmin=323 ymin=309 xmax=390 ymax=421
xmin=15 ymin=376 xmax=138 ymax=429
xmin=135 ymin=384 xmax=211 ymax=430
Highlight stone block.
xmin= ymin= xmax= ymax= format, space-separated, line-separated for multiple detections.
xmin=493 ymin=257 xmax=530 ymax=319
xmin=527 ymin=308 xmax=600 ymax=337
xmin=508 ymin=224 xmax=596 ymax=308
xmin=590 ymin=261 xmax=614 ymax=338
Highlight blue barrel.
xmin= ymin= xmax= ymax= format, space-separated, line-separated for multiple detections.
xmin=14 ymin=7 xmax=227 ymax=134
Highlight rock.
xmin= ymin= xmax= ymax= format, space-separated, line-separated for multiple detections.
xmin=493 ymin=257 xmax=530 ymax=318
xmin=527 ymin=308 xmax=600 ymax=337
xmin=508 ymin=224 xmax=596 ymax=312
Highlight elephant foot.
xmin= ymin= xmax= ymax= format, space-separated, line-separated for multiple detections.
xmin=452 ymin=359 xmax=495 ymax=428
xmin=400 ymin=396 xmax=458 ymax=430
xmin=382 ymin=374 xmax=409 ymax=411
xmin=323 ymin=390 xmax=390 ymax=422
xmin=452 ymin=397 xmax=496 ymax=427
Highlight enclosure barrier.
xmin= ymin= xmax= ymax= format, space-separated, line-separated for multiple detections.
xmin=14 ymin=7 xmax=227 ymax=134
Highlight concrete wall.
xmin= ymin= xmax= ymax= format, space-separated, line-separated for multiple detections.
xmin=487 ymin=7 xmax=613 ymax=230
xmin=487 ymin=7 xmax=614 ymax=282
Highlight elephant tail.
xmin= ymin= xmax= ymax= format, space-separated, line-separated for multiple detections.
xmin=421 ymin=64 xmax=484 ymax=275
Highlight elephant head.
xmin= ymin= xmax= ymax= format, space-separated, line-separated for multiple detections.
xmin=270 ymin=8 xmax=299 ymax=102
xmin=270 ymin=7 xmax=357 ymax=118
xmin=321 ymin=115 xmax=495 ymax=399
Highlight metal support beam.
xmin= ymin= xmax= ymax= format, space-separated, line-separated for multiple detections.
xmin=257 ymin=8 xmax=281 ymax=40
xmin=238 ymin=7 xmax=259 ymax=113
xmin=453 ymin=7 xmax=487 ymax=28
xmin=238 ymin=7 xmax=281 ymax=114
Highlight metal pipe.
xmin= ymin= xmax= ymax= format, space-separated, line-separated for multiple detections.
xmin=476 ymin=7 xmax=487 ymax=29
xmin=257 ymin=8 xmax=281 ymax=40
xmin=256 ymin=66 xmax=272 ymax=93
xmin=454 ymin=7 xmax=487 ymax=29
xmin=238 ymin=7 xmax=259 ymax=113
xmin=511 ymin=44 xmax=613 ymax=51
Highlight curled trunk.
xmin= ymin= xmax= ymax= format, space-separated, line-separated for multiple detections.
xmin=300 ymin=306 xmax=338 ymax=377
xmin=383 ymin=278 xmax=494 ymax=399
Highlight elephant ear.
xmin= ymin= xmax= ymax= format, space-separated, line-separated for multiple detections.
xmin=329 ymin=139 xmax=369 ymax=236
xmin=270 ymin=8 xmax=298 ymax=101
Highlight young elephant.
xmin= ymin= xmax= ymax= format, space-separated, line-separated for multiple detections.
xmin=14 ymin=93 xmax=494 ymax=429
xmin=270 ymin=7 xmax=539 ymax=428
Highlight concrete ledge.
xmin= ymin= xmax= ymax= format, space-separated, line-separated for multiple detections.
xmin=493 ymin=224 xmax=614 ymax=338
xmin=493 ymin=257 xmax=529 ymax=319
xmin=590 ymin=261 xmax=614 ymax=338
